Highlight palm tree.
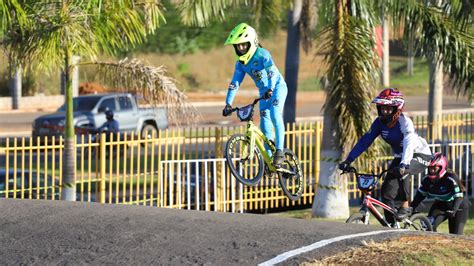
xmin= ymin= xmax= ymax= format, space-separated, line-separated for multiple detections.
xmin=312 ymin=0 xmax=379 ymax=218
xmin=0 ymin=0 xmax=194 ymax=201
xmin=312 ymin=0 xmax=472 ymax=218
xmin=1 ymin=1 xmax=27 ymax=110
xmin=391 ymin=0 xmax=473 ymax=141
xmin=284 ymin=0 xmax=317 ymax=125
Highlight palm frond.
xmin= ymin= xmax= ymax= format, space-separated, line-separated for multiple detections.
xmin=391 ymin=0 xmax=473 ymax=95
xmin=0 ymin=0 xmax=28 ymax=32
xmin=2 ymin=0 xmax=166 ymax=73
xmin=175 ymin=0 xmax=241 ymax=27
xmin=90 ymin=59 xmax=199 ymax=126
xmin=319 ymin=2 xmax=379 ymax=157
xmin=175 ymin=0 xmax=285 ymax=34
xmin=247 ymin=0 xmax=285 ymax=33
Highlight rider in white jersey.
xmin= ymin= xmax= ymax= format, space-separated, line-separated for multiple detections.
xmin=339 ymin=88 xmax=432 ymax=224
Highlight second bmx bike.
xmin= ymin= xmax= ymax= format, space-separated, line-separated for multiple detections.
xmin=343 ymin=166 xmax=433 ymax=231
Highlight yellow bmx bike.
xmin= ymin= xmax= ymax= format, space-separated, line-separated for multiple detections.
xmin=224 ymin=98 xmax=304 ymax=201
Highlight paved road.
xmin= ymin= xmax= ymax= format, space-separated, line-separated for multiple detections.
xmin=0 ymin=198 xmax=414 ymax=264
xmin=0 ymin=94 xmax=472 ymax=137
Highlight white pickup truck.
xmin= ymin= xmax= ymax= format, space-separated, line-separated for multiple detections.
xmin=32 ymin=93 xmax=168 ymax=140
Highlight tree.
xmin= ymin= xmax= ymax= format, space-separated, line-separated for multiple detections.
xmin=392 ymin=0 xmax=473 ymax=141
xmin=312 ymin=0 xmax=472 ymax=218
xmin=312 ymin=0 xmax=379 ymax=218
xmin=1 ymin=1 xmax=194 ymax=201
xmin=284 ymin=0 xmax=317 ymax=125
xmin=1 ymin=1 xmax=27 ymax=109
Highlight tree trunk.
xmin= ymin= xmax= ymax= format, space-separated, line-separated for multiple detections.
xmin=61 ymin=51 xmax=77 ymax=201
xmin=381 ymin=6 xmax=390 ymax=87
xmin=283 ymin=0 xmax=303 ymax=126
xmin=60 ymin=55 xmax=80 ymax=97
xmin=407 ymin=34 xmax=414 ymax=76
xmin=312 ymin=105 xmax=349 ymax=218
xmin=428 ymin=54 xmax=443 ymax=142
xmin=9 ymin=63 xmax=21 ymax=110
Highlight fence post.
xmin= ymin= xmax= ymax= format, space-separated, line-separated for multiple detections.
xmin=99 ymin=133 xmax=106 ymax=203
xmin=215 ymin=127 xmax=223 ymax=211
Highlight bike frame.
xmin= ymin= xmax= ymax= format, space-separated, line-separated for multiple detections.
xmin=230 ymin=98 xmax=295 ymax=175
xmin=243 ymin=120 xmax=277 ymax=172
xmin=360 ymin=193 xmax=398 ymax=227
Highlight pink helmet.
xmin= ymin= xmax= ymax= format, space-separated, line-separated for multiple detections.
xmin=372 ymin=88 xmax=405 ymax=109
xmin=428 ymin=153 xmax=448 ymax=180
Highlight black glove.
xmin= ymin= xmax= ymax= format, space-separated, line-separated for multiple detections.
xmin=398 ymin=163 xmax=409 ymax=176
xmin=390 ymin=164 xmax=408 ymax=178
xmin=263 ymin=89 xmax=273 ymax=100
xmin=222 ymin=104 xmax=232 ymax=117
xmin=338 ymin=160 xmax=351 ymax=171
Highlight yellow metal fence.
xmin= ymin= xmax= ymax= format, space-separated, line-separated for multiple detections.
xmin=0 ymin=122 xmax=322 ymax=212
xmin=1 ymin=112 xmax=473 ymax=212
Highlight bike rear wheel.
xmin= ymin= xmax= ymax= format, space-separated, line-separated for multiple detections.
xmin=346 ymin=213 xmax=369 ymax=225
xmin=225 ymin=134 xmax=264 ymax=186
xmin=277 ymin=149 xmax=303 ymax=201
xmin=403 ymin=213 xmax=433 ymax=231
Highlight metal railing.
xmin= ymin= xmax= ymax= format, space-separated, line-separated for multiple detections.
xmin=1 ymin=111 xmax=473 ymax=212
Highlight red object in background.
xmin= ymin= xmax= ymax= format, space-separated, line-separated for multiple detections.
xmin=375 ymin=26 xmax=383 ymax=58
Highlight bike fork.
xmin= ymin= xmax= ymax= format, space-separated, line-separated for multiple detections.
xmin=359 ymin=207 xmax=371 ymax=225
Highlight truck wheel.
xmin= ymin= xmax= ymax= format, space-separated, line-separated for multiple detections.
xmin=141 ymin=124 xmax=157 ymax=142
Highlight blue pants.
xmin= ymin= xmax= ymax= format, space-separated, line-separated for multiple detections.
xmin=259 ymin=85 xmax=287 ymax=155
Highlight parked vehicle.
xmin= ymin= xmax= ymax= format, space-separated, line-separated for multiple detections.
xmin=32 ymin=93 xmax=168 ymax=141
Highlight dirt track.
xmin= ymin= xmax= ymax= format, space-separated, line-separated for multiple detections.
xmin=0 ymin=199 xmax=413 ymax=265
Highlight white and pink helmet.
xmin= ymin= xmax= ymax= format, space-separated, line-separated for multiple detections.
xmin=428 ymin=152 xmax=448 ymax=180
xmin=372 ymin=88 xmax=405 ymax=126
xmin=372 ymin=88 xmax=405 ymax=109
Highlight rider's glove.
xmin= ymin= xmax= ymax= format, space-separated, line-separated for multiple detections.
xmin=263 ymin=89 xmax=273 ymax=100
xmin=222 ymin=104 xmax=232 ymax=117
xmin=338 ymin=160 xmax=351 ymax=172
xmin=398 ymin=163 xmax=409 ymax=176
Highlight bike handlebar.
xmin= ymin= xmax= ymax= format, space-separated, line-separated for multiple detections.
xmin=229 ymin=97 xmax=262 ymax=114
xmin=340 ymin=166 xmax=390 ymax=178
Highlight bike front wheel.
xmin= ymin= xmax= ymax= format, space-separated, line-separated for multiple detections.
xmin=277 ymin=149 xmax=303 ymax=201
xmin=225 ymin=134 xmax=264 ymax=186
xmin=346 ymin=213 xmax=369 ymax=225
xmin=403 ymin=213 xmax=433 ymax=231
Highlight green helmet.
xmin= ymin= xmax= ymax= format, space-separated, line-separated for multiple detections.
xmin=225 ymin=23 xmax=258 ymax=65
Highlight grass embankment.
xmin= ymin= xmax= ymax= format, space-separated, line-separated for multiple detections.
xmin=308 ymin=235 xmax=474 ymax=265
xmin=272 ymin=199 xmax=474 ymax=264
